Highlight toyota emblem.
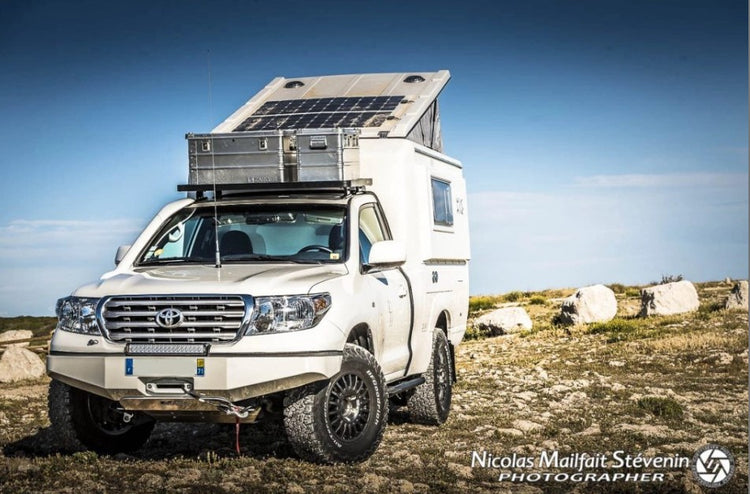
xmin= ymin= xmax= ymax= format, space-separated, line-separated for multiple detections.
xmin=155 ymin=308 xmax=183 ymax=328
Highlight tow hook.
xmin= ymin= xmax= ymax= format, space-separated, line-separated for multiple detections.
xmin=181 ymin=384 xmax=255 ymax=419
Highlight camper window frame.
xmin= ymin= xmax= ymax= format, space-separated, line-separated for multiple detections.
xmin=430 ymin=177 xmax=454 ymax=231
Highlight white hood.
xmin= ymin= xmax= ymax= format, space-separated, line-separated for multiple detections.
xmin=73 ymin=263 xmax=348 ymax=298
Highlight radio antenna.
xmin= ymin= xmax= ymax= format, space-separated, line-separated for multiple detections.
xmin=207 ymin=49 xmax=222 ymax=268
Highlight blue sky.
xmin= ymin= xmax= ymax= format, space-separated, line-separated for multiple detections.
xmin=0 ymin=0 xmax=747 ymax=315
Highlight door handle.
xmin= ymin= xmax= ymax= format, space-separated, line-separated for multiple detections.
xmin=398 ymin=285 xmax=408 ymax=298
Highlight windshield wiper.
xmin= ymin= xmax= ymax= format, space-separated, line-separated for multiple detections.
xmin=221 ymin=254 xmax=325 ymax=264
xmin=221 ymin=254 xmax=289 ymax=262
xmin=138 ymin=256 xmax=211 ymax=266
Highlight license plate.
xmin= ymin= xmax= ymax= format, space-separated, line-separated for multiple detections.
xmin=124 ymin=357 xmax=204 ymax=377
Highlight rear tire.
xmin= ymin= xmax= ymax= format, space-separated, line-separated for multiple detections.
xmin=407 ymin=329 xmax=452 ymax=424
xmin=283 ymin=344 xmax=388 ymax=463
xmin=48 ymin=379 xmax=155 ymax=454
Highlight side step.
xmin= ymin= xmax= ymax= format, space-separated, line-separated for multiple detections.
xmin=387 ymin=376 xmax=425 ymax=396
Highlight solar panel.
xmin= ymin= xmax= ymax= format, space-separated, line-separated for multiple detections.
xmin=233 ymin=96 xmax=404 ymax=131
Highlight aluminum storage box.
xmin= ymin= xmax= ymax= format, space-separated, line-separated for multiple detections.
xmin=187 ymin=129 xmax=360 ymax=185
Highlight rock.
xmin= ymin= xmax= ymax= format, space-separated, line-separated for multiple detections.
xmin=137 ymin=474 xmax=164 ymax=490
xmin=359 ymin=473 xmax=388 ymax=493
xmin=447 ymin=462 xmax=473 ymax=479
xmin=700 ymin=353 xmax=733 ymax=365
xmin=496 ymin=428 xmax=524 ymax=437
xmin=612 ymin=423 xmax=671 ymax=438
xmin=0 ymin=330 xmax=33 ymax=348
xmin=473 ymin=307 xmax=532 ymax=336
xmin=725 ymin=280 xmax=748 ymax=310
xmin=0 ymin=346 xmax=46 ymax=383
xmin=392 ymin=449 xmax=424 ymax=468
xmin=285 ymin=483 xmax=305 ymax=494
xmin=558 ymin=284 xmax=617 ymax=325
xmin=534 ymin=366 xmax=548 ymax=380
xmin=548 ymin=384 xmax=571 ymax=394
xmin=562 ymin=391 xmax=588 ymax=406
xmin=393 ymin=480 xmax=415 ymax=494
xmin=578 ymin=424 xmax=601 ymax=436
xmin=219 ymin=482 xmax=242 ymax=494
xmin=724 ymin=277 xmax=732 ymax=284
xmin=512 ymin=419 xmax=544 ymax=432
xmin=639 ymin=280 xmax=699 ymax=317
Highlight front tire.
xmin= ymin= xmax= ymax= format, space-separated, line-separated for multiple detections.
xmin=407 ymin=329 xmax=453 ymax=424
xmin=48 ymin=380 xmax=155 ymax=454
xmin=283 ymin=344 xmax=388 ymax=463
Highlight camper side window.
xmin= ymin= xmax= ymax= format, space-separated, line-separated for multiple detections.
xmin=431 ymin=178 xmax=454 ymax=227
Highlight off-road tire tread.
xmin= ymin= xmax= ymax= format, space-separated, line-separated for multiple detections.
xmin=48 ymin=379 xmax=85 ymax=452
xmin=48 ymin=379 xmax=154 ymax=454
xmin=407 ymin=330 xmax=452 ymax=425
xmin=283 ymin=344 xmax=387 ymax=463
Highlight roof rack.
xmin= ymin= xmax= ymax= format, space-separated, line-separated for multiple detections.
xmin=177 ymin=179 xmax=372 ymax=199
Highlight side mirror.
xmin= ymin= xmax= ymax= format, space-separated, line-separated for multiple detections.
xmin=366 ymin=240 xmax=406 ymax=269
xmin=114 ymin=245 xmax=131 ymax=266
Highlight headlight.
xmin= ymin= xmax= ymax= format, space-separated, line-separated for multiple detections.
xmin=55 ymin=296 xmax=101 ymax=335
xmin=246 ymin=293 xmax=331 ymax=335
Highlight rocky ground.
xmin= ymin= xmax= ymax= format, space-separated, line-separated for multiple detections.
xmin=0 ymin=282 xmax=747 ymax=493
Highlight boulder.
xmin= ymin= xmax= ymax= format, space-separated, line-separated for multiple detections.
xmin=558 ymin=284 xmax=617 ymax=325
xmin=725 ymin=280 xmax=748 ymax=310
xmin=639 ymin=280 xmax=699 ymax=317
xmin=0 ymin=330 xmax=33 ymax=348
xmin=0 ymin=346 xmax=46 ymax=383
xmin=474 ymin=307 xmax=532 ymax=336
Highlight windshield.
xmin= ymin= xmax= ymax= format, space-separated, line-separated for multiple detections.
xmin=137 ymin=204 xmax=347 ymax=265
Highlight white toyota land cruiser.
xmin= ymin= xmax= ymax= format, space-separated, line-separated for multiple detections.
xmin=47 ymin=71 xmax=470 ymax=463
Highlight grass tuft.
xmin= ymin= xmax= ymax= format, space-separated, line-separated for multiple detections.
xmin=660 ymin=274 xmax=684 ymax=284
xmin=528 ymin=295 xmax=547 ymax=305
xmin=588 ymin=318 xmax=639 ymax=335
xmin=608 ymin=283 xmax=627 ymax=294
xmin=468 ymin=296 xmax=501 ymax=314
xmin=697 ymin=301 xmax=725 ymax=320
xmin=463 ymin=324 xmax=492 ymax=340
xmin=624 ymin=287 xmax=641 ymax=298
xmin=637 ymin=396 xmax=683 ymax=419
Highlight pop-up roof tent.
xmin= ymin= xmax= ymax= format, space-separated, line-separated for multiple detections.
xmin=212 ymin=70 xmax=450 ymax=152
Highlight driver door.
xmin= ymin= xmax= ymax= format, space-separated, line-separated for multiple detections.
xmin=358 ymin=204 xmax=411 ymax=377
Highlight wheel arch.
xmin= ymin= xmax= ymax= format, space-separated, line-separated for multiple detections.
xmin=435 ymin=310 xmax=450 ymax=334
xmin=434 ymin=310 xmax=456 ymax=384
xmin=346 ymin=323 xmax=375 ymax=355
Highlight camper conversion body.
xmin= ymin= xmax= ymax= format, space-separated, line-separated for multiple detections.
xmin=47 ymin=71 xmax=470 ymax=462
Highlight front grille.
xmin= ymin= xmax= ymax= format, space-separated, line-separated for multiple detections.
xmin=100 ymin=295 xmax=249 ymax=343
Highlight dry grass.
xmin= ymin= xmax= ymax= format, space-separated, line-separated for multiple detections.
xmin=639 ymin=331 xmax=747 ymax=353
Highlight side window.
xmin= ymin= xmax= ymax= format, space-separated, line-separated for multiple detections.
xmin=359 ymin=205 xmax=386 ymax=265
xmin=431 ymin=178 xmax=454 ymax=227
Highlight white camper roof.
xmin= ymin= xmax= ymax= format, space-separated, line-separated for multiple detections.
xmin=212 ymin=70 xmax=450 ymax=150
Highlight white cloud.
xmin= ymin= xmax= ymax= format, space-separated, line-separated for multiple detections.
xmin=574 ymin=172 xmax=747 ymax=188
xmin=0 ymin=218 xmax=144 ymax=263
xmin=467 ymin=179 xmax=748 ymax=295
xmin=0 ymin=217 xmax=148 ymax=314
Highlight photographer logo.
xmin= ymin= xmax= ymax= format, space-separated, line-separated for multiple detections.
xmin=691 ymin=444 xmax=735 ymax=488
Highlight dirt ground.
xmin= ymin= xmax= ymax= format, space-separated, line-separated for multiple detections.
xmin=0 ymin=282 xmax=747 ymax=493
